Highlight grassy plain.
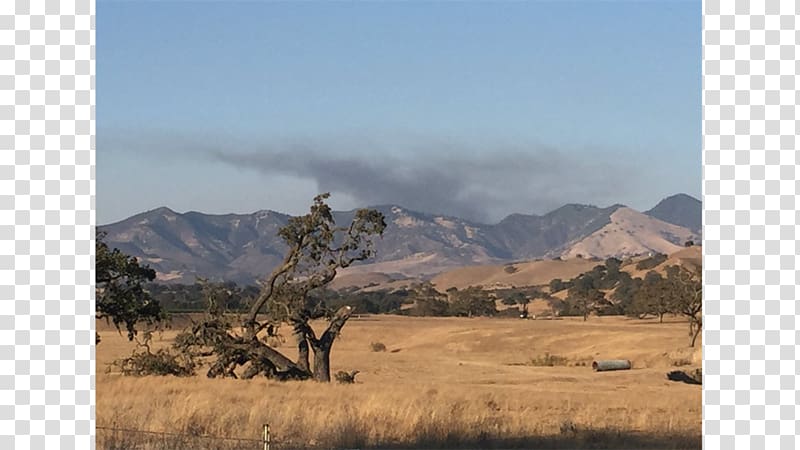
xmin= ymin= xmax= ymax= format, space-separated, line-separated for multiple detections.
xmin=96 ymin=315 xmax=702 ymax=449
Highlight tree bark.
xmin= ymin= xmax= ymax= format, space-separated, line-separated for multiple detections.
xmin=689 ymin=320 xmax=701 ymax=347
xmin=294 ymin=330 xmax=310 ymax=373
xmin=308 ymin=305 xmax=353 ymax=382
xmin=312 ymin=344 xmax=332 ymax=382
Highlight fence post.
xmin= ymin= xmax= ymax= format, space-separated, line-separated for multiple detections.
xmin=263 ymin=423 xmax=270 ymax=450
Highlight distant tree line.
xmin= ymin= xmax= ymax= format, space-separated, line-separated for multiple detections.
xmin=546 ymin=256 xmax=702 ymax=346
xmin=147 ymin=282 xmax=414 ymax=315
xmin=142 ymin=253 xmax=701 ymax=347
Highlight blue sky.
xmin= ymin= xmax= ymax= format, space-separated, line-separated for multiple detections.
xmin=99 ymin=0 xmax=700 ymax=225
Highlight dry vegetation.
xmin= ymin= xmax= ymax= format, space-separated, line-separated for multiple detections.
xmin=97 ymin=315 xmax=701 ymax=449
xmin=431 ymin=258 xmax=598 ymax=292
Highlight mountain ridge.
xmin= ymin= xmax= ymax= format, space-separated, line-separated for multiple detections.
xmin=644 ymin=193 xmax=702 ymax=234
xmin=99 ymin=194 xmax=701 ymax=284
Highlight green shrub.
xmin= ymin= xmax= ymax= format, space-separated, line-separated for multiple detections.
xmin=635 ymin=253 xmax=667 ymax=270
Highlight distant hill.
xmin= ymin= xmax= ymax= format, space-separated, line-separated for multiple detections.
xmin=645 ymin=194 xmax=702 ymax=235
xmin=429 ymin=245 xmax=702 ymax=293
xmin=561 ymin=207 xmax=698 ymax=259
xmin=99 ymin=196 xmax=701 ymax=284
xmin=486 ymin=203 xmax=624 ymax=259
xmin=431 ymin=258 xmax=599 ymax=292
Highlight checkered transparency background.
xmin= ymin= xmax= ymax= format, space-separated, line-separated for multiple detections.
xmin=0 ymin=0 xmax=798 ymax=448
xmin=703 ymin=0 xmax=800 ymax=448
xmin=1 ymin=0 xmax=94 ymax=449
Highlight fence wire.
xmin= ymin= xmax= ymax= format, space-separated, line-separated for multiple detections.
xmin=96 ymin=425 xmax=286 ymax=450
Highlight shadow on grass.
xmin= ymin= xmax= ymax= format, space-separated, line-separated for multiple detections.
xmin=98 ymin=429 xmax=701 ymax=450
xmin=370 ymin=430 xmax=700 ymax=450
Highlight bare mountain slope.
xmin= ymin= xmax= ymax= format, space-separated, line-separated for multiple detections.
xmin=561 ymin=207 xmax=700 ymax=260
xmin=645 ymin=193 xmax=702 ymax=234
xmin=99 ymin=197 xmax=700 ymax=284
xmin=486 ymin=203 xmax=623 ymax=259
xmin=431 ymin=258 xmax=599 ymax=291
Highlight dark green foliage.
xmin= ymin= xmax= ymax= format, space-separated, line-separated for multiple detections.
xmin=500 ymin=296 xmax=518 ymax=306
xmin=407 ymin=282 xmax=449 ymax=316
xmin=539 ymin=258 xmax=703 ymax=330
xmin=411 ymin=296 xmax=451 ymax=316
xmin=96 ymin=231 xmax=165 ymax=341
xmin=604 ymin=257 xmax=622 ymax=273
xmin=323 ymin=289 xmax=409 ymax=315
xmin=635 ymin=253 xmax=668 ymax=270
xmin=664 ymin=265 xmax=703 ymax=346
xmin=628 ymin=271 xmax=672 ymax=322
xmin=501 ymin=291 xmax=528 ymax=306
xmin=405 ymin=283 xmax=497 ymax=317
xmin=611 ymin=273 xmax=641 ymax=315
xmin=448 ymin=286 xmax=497 ymax=317
xmin=563 ymin=272 xmax=607 ymax=321
xmin=148 ymin=282 xmax=259 ymax=312
xmin=549 ymin=278 xmax=572 ymax=293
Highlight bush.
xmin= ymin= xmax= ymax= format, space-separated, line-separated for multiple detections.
xmin=111 ymin=331 xmax=195 ymax=377
xmin=370 ymin=342 xmax=387 ymax=352
xmin=671 ymin=358 xmax=692 ymax=367
xmin=411 ymin=297 xmax=450 ymax=316
xmin=334 ymin=370 xmax=360 ymax=384
xmin=635 ymin=253 xmax=667 ymax=270
xmin=666 ymin=368 xmax=702 ymax=385
xmin=528 ymin=353 xmax=569 ymax=367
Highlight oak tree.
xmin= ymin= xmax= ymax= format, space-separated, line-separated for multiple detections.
xmin=96 ymin=231 xmax=165 ymax=343
xmin=175 ymin=194 xmax=386 ymax=382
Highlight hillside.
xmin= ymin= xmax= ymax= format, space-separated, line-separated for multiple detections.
xmin=645 ymin=193 xmax=702 ymax=234
xmin=99 ymin=195 xmax=701 ymax=284
xmin=429 ymin=245 xmax=701 ymax=295
xmin=621 ymin=245 xmax=702 ymax=279
xmin=561 ymin=207 xmax=698 ymax=259
xmin=431 ymin=258 xmax=599 ymax=291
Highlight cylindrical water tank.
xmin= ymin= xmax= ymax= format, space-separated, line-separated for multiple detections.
xmin=592 ymin=360 xmax=632 ymax=371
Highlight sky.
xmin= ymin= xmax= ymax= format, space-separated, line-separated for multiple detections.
xmin=98 ymin=0 xmax=700 ymax=225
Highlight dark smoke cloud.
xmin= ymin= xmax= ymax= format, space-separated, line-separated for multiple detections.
xmin=210 ymin=138 xmax=642 ymax=223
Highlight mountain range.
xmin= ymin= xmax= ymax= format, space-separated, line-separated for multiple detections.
xmin=99 ymin=194 xmax=701 ymax=284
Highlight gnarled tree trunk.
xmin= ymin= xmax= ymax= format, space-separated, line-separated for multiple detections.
xmin=307 ymin=305 xmax=353 ymax=382
xmin=312 ymin=345 xmax=332 ymax=382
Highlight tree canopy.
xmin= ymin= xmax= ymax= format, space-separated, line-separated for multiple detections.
xmin=174 ymin=193 xmax=387 ymax=382
xmin=96 ymin=231 xmax=165 ymax=342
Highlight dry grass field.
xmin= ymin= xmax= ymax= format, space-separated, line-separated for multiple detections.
xmin=97 ymin=315 xmax=701 ymax=449
xmin=431 ymin=259 xmax=599 ymax=292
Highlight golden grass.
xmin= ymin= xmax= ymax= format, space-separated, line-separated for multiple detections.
xmin=97 ymin=315 xmax=701 ymax=449
xmin=431 ymin=259 xmax=598 ymax=291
